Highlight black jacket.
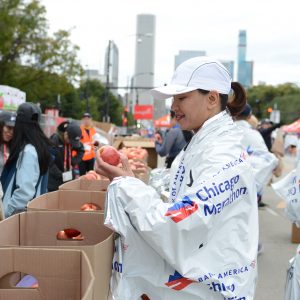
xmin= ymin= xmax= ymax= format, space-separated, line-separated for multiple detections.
xmin=48 ymin=133 xmax=84 ymax=191
xmin=258 ymin=123 xmax=281 ymax=151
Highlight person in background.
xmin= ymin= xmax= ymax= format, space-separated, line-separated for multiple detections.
xmin=48 ymin=121 xmax=84 ymax=192
xmin=235 ymin=104 xmax=269 ymax=153
xmin=155 ymin=111 xmax=186 ymax=168
xmin=1 ymin=103 xmax=51 ymax=218
xmin=79 ymin=112 xmax=97 ymax=175
xmin=0 ymin=111 xmax=16 ymax=174
xmin=0 ymin=111 xmax=16 ymax=220
xmin=258 ymin=119 xmax=281 ymax=151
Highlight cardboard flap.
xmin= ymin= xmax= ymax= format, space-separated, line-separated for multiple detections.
xmin=0 ymin=248 xmax=92 ymax=300
xmin=18 ymin=212 xmax=112 ymax=247
xmin=27 ymin=190 xmax=106 ymax=212
xmin=0 ymin=215 xmax=20 ymax=246
xmin=80 ymin=252 xmax=94 ymax=300
xmin=0 ymin=289 xmax=41 ymax=300
xmin=59 ymin=178 xmax=109 ymax=192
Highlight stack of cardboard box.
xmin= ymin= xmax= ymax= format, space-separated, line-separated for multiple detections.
xmin=0 ymin=177 xmax=114 ymax=300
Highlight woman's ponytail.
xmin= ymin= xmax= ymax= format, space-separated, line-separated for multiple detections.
xmin=227 ymin=82 xmax=247 ymax=117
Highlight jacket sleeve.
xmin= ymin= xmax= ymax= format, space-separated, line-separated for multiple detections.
xmin=155 ymin=129 xmax=177 ymax=157
xmin=5 ymin=147 xmax=40 ymax=217
xmin=71 ymin=142 xmax=85 ymax=166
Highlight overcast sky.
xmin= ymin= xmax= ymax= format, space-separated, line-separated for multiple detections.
xmin=42 ymin=0 xmax=300 ymax=90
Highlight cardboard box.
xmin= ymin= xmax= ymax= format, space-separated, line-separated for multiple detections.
xmin=0 ymin=211 xmax=113 ymax=300
xmin=114 ymin=137 xmax=157 ymax=169
xmin=59 ymin=178 xmax=109 ymax=191
xmin=0 ymin=247 xmax=94 ymax=300
xmin=27 ymin=190 xmax=106 ymax=212
xmin=291 ymin=223 xmax=300 ymax=243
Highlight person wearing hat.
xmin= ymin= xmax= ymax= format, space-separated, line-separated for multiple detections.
xmin=235 ymin=104 xmax=278 ymax=254
xmin=0 ymin=111 xmax=16 ymax=220
xmin=94 ymin=57 xmax=258 ymax=299
xmin=79 ymin=112 xmax=97 ymax=175
xmin=0 ymin=111 xmax=16 ymax=175
xmin=48 ymin=121 xmax=84 ymax=192
xmin=1 ymin=103 xmax=52 ymax=218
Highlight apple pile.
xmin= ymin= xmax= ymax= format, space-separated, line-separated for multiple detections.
xmin=80 ymin=203 xmax=101 ymax=211
xmin=56 ymin=228 xmax=84 ymax=240
xmin=119 ymin=147 xmax=148 ymax=161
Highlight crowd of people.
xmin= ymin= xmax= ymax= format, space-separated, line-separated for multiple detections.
xmin=0 ymin=105 xmax=100 ymax=219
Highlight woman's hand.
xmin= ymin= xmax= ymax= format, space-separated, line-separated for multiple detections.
xmin=94 ymin=150 xmax=135 ymax=181
xmin=155 ymin=133 xmax=163 ymax=144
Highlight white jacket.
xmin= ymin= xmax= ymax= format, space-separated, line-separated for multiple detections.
xmin=105 ymin=111 xmax=258 ymax=300
xmin=235 ymin=120 xmax=278 ymax=194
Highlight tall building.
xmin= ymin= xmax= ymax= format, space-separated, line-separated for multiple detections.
xmin=105 ymin=40 xmax=119 ymax=97
xmin=83 ymin=69 xmax=104 ymax=82
xmin=220 ymin=60 xmax=234 ymax=79
xmin=133 ymin=14 xmax=162 ymax=119
xmin=174 ymin=50 xmax=206 ymax=69
xmin=237 ymin=30 xmax=253 ymax=88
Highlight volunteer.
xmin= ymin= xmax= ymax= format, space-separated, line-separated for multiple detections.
xmin=48 ymin=121 xmax=84 ymax=191
xmin=96 ymin=57 xmax=258 ymax=299
xmin=235 ymin=104 xmax=278 ymax=208
xmin=0 ymin=111 xmax=16 ymax=220
xmin=155 ymin=111 xmax=187 ymax=168
xmin=1 ymin=103 xmax=51 ymax=217
xmin=79 ymin=112 xmax=97 ymax=175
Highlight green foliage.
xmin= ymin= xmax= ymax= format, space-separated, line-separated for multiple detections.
xmin=267 ymin=94 xmax=300 ymax=124
xmin=0 ymin=0 xmax=83 ymax=84
xmin=79 ymin=80 xmax=125 ymax=125
xmin=247 ymin=83 xmax=300 ymax=124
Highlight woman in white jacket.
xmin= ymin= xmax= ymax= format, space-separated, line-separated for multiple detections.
xmin=96 ymin=57 xmax=258 ymax=300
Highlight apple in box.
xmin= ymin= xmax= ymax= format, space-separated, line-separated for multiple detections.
xmin=99 ymin=145 xmax=120 ymax=166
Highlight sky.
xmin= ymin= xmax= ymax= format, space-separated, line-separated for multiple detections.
xmin=42 ymin=0 xmax=300 ymax=91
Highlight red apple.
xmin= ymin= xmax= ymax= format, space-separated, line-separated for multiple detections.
xmin=57 ymin=228 xmax=84 ymax=240
xmin=80 ymin=203 xmax=101 ymax=211
xmin=99 ymin=146 xmax=120 ymax=166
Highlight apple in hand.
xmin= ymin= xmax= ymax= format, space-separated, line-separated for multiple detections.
xmin=99 ymin=146 xmax=120 ymax=166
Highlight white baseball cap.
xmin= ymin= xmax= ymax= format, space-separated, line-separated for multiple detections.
xmin=151 ymin=56 xmax=232 ymax=100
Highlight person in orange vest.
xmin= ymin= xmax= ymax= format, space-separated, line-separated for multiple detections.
xmin=79 ymin=112 xmax=97 ymax=175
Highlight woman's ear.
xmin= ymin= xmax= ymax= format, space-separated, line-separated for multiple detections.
xmin=207 ymin=91 xmax=220 ymax=110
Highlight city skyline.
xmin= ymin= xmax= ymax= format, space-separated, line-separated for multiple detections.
xmin=41 ymin=0 xmax=300 ymax=91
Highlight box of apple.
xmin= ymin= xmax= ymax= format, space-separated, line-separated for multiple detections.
xmin=97 ymin=146 xmax=150 ymax=183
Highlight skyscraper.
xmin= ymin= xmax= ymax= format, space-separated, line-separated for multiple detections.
xmin=174 ymin=50 xmax=206 ymax=69
xmin=105 ymin=40 xmax=119 ymax=97
xmin=220 ymin=60 xmax=234 ymax=79
xmin=133 ymin=14 xmax=164 ymax=119
xmin=237 ymin=30 xmax=253 ymax=88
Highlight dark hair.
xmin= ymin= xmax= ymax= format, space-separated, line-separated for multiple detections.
xmin=198 ymin=82 xmax=246 ymax=117
xmin=0 ymin=122 xmax=12 ymax=148
xmin=6 ymin=119 xmax=52 ymax=174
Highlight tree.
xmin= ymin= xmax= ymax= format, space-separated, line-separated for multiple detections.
xmin=247 ymin=83 xmax=300 ymax=122
xmin=0 ymin=0 xmax=83 ymax=107
xmin=79 ymin=80 xmax=126 ymax=125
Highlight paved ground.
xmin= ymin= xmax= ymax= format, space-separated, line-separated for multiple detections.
xmin=255 ymin=156 xmax=297 ymax=300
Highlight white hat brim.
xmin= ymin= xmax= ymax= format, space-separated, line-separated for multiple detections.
xmin=151 ymin=85 xmax=197 ymax=100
